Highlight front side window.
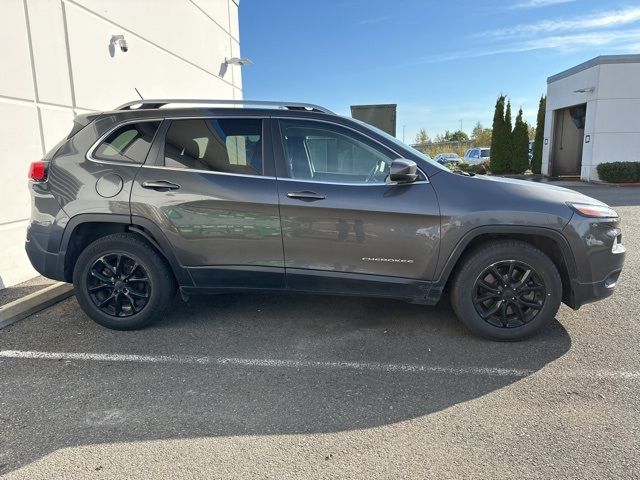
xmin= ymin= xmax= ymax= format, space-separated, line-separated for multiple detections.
xmin=481 ymin=149 xmax=490 ymax=158
xmin=279 ymin=120 xmax=394 ymax=184
xmin=163 ymin=119 xmax=263 ymax=175
xmin=93 ymin=121 xmax=161 ymax=163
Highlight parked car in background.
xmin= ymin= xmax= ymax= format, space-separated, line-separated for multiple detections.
xmin=433 ymin=152 xmax=461 ymax=165
xmin=464 ymin=147 xmax=490 ymax=164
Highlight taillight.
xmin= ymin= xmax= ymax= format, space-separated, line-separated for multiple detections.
xmin=28 ymin=161 xmax=47 ymax=182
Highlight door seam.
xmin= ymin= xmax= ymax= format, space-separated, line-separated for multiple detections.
xmin=269 ymin=117 xmax=289 ymax=286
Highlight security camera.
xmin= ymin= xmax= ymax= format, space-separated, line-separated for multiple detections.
xmin=110 ymin=35 xmax=128 ymax=53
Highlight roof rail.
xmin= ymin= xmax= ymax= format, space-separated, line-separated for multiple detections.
xmin=115 ymin=99 xmax=335 ymax=114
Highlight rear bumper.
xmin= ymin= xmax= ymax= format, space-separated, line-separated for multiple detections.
xmin=25 ymin=224 xmax=66 ymax=281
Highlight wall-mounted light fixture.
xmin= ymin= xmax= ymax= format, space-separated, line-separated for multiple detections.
xmin=110 ymin=34 xmax=128 ymax=53
xmin=573 ymin=87 xmax=595 ymax=93
xmin=225 ymin=57 xmax=252 ymax=66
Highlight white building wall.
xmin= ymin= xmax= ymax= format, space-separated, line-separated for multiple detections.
xmin=589 ymin=62 xmax=640 ymax=181
xmin=0 ymin=0 xmax=242 ymax=289
xmin=543 ymin=57 xmax=640 ymax=182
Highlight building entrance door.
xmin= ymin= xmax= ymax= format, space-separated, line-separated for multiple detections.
xmin=551 ymin=104 xmax=585 ymax=177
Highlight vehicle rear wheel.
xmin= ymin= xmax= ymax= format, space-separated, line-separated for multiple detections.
xmin=73 ymin=233 xmax=176 ymax=330
xmin=450 ymin=240 xmax=562 ymax=341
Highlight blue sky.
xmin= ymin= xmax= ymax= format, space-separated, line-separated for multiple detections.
xmin=239 ymin=1 xmax=640 ymax=143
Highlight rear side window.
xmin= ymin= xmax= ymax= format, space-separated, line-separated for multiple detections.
xmin=163 ymin=119 xmax=263 ymax=176
xmin=93 ymin=121 xmax=160 ymax=163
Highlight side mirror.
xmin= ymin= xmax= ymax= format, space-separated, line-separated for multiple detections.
xmin=389 ymin=158 xmax=418 ymax=184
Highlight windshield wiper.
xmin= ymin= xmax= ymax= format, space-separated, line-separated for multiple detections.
xmin=452 ymin=170 xmax=475 ymax=177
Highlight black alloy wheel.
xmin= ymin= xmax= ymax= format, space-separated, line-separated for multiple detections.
xmin=87 ymin=253 xmax=151 ymax=317
xmin=472 ymin=260 xmax=546 ymax=328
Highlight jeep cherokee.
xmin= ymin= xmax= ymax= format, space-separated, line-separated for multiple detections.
xmin=25 ymin=99 xmax=626 ymax=340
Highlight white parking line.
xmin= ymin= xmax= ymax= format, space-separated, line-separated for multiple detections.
xmin=0 ymin=349 xmax=639 ymax=380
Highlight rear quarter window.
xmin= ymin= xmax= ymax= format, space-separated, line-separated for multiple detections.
xmin=93 ymin=121 xmax=161 ymax=163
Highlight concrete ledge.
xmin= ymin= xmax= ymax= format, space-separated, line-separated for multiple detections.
xmin=0 ymin=282 xmax=74 ymax=329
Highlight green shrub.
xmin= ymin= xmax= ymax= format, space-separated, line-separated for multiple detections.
xmin=596 ymin=162 xmax=640 ymax=183
xmin=474 ymin=159 xmax=491 ymax=175
xmin=448 ymin=161 xmax=490 ymax=175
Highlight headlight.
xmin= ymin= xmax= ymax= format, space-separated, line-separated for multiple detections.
xmin=568 ymin=202 xmax=618 ymax=218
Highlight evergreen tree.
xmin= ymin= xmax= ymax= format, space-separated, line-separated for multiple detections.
xmin=505 ymin=100 xmax=512 ymax=130
xmin=512 ymin=108 xmax=530 ymax=174
xmin=504 ymin=100 xmax=513 ymax=172
xmin=490 ymin=95 xmax=508 ymax=173
xmin=531 ymin=95 xmax=546 ymax=174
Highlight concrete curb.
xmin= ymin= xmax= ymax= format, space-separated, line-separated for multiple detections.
xmin=0 ymin=282 xmax=74 ymax=329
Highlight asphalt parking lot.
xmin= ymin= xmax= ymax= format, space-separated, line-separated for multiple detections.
xmin=1 ymin=184 xmax=639 ymax=479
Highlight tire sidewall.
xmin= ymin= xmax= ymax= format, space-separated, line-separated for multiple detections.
xmin=452 ymin=244 xmax=562 ymax=341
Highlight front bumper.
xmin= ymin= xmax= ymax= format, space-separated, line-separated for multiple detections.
xmin=569 ymin=268 xmax=623 ymax=309
xmin=563 ymin=214 xmax=625 ymax=309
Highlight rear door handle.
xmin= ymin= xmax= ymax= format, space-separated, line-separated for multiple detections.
xmin=287 ymin=191 xmax=326 ymax=201
xmin=142 ymin=180 xmax=180 ymax=191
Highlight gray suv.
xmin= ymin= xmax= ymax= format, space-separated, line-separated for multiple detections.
xmin=26 ymin=99 xmax=625 ymax=341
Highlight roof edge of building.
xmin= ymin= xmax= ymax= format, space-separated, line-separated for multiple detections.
xmin=547 ymin=54 xmax=640 ymax=84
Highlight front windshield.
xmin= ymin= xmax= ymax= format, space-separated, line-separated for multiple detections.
xmin=350 ymin=118 xmax=450 ymax=172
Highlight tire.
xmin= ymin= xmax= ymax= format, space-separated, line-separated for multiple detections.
xmin=73 ymin=232 xmax=176 ymax=330
xmin=450 ymin=240 xmax=562 ymax=341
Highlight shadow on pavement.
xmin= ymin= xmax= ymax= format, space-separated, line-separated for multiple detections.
xmin=0 ymin=294 xmax=571 ymax=474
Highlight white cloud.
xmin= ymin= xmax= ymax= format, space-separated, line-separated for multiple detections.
xmin=482 ymin=6 xmax=640 ymax=38
xmin=511 ymin=0 xmax=575 ymax=9
xmin=410 ymin=29 xmax=640 ymax=64
xmin=526 ymin=29 xmax=640 ymax=50
xmin=400 ymin=6 xmax=640 ymax=68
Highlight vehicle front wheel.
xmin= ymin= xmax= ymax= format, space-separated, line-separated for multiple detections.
xmin=450 ymin=240 xmax=562 ymax=341
xmin=73 ymin=233 xmax=176 ymax=330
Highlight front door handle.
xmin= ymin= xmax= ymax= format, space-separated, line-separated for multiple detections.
xmin=287 ymin=191 xmax=326 ymax=201
xmin=142 ymin=180 xmax=180 ymax=191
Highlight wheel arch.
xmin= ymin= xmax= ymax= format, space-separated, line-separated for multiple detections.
xmin=434 ymin=226 xmax=577 ymax=305
xmin=60 ymin=214 xmax=192 ymax=286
